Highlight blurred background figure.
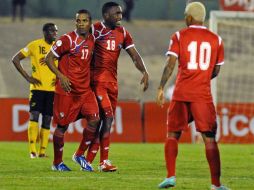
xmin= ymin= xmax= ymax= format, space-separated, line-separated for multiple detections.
xmin=12 ymin=0 xmax=26 ymax=22
xmin=123 ymin=0 xmax=134 ymax=22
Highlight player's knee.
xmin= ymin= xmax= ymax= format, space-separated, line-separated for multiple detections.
xmin=56 ymin=124 xmax=68 ymax=134
xmin=203 ymin=131 xmax=216 ymax=138
xmin=41 ymin=115 xmax=52 ymax=129
xmin=30 ymin=111 xmax=40 ymax=122
xmin=88 ymin=119 xmax=100 ymax=129
xmin=104 ymin=117 xmax=113 ymax=128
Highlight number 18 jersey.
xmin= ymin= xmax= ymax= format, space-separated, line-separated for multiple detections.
xmin=166 ymin=25 xmax=224 ymax=103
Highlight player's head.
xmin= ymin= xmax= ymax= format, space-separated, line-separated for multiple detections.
xmin=102 ymin=2 xmax=122 ymax=29
xmin=75 ymin=9 xmax=92 ymax=36
xmin=42 ymin=23 xmax=58 ymax=44
xmin=184 ymin=2 xmax=206 ymax=26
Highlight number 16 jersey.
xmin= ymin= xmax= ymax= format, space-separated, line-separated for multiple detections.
xmin=166 ymin=25 xmax=224 ymax=103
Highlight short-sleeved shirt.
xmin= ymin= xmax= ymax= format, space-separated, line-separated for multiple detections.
xmin=51 ymin=30 xmax=95 ymax=96
xmin=20 ymin=38 xmax=57 ymax=92
xmin=91 ymin=22 xmax=134 ymax=83
xmin=166 ymin=25 xmax=224 ymax=103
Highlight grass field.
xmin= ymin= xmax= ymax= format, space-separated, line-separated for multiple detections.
xmin=0 ymin=142 xmax=253 ymax=190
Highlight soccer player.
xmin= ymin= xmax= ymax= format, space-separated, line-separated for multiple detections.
xmin=45 ymin=9 xmax=100 ymax=171
xmin=156 ymin=2 xmax=229 ymax=190
xmin=12 ymin=23 xmax=58 ymax=158
xmin=86 ymin=1 xmax=149 ymax=172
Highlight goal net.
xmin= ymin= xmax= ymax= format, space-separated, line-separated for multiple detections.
xmin=209 ymin=11 xmax=254 ymax=143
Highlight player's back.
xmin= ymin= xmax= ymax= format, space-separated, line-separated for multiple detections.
xmin=170 ymin=25 xmax=224 ymax=103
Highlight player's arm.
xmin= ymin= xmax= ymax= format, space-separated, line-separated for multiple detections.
xmin=156 ymin=55 xmax=177 ymax=107
xmin=126 ymin=47 xmax=149 ymax=91
xmin=11 ymin=51 xmax=42 ymax=87
xmin=45 ymin=51 xmax=71 ymax=92
xmin=211 ymin=65 xmax=220 ymax=79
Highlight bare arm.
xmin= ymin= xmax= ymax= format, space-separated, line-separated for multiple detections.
xmin=11 ymin=51 xmax=42 ymax=87
xmin=156 ymin=55 xmax=177 ymax=107
xmin=45 ymin=51 xmax=72 ymax=92
xmin=126 ymin=46 xmax=149 ymax=91
xmin=211 ymin=65 xmax=220 ymax=79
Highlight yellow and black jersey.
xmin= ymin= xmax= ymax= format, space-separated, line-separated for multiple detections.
xmin=20 ymin=38 xmax=58 ymax=92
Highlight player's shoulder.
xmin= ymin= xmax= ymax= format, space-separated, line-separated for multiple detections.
xmin=29 ymin=38 xmax=44 ymax=46
xmin=93 ymin=22 xmax=104 ymax=30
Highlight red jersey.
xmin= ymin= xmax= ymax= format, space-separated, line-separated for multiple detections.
xmin=51 ymin=30 xmax=95 ymax=95
xmin=167 ymin=25 xmax=224 ymax=103
xmin=91 ymin=22 xmax=134 ymax=83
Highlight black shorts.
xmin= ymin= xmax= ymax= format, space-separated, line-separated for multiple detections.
xmin=29 ymin=90 xmax=54 ymax=116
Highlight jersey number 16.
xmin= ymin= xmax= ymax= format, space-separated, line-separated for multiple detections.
xmin=187 ymin=41 xmax=211 ymax=71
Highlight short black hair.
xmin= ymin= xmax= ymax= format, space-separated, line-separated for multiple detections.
xmin=76 ymin=9 xmax=92 ymax=21
xmin=102 ymin=2 xmax=120 ymax=15
xmin=42 ymin=23 xmax=56 ymax=32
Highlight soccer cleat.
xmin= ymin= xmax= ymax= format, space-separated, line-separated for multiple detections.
xmin=158 ymin=176 xmax=176 ymax=189
xmin=30 ymin=152 xmax=37 ymax=159
xmin=98 ymin=160 xmax=117 ymax=172
xmin=72 ymin=154 xmax=93 ymax=172
xmin=52 ymin=162 xmax=71 ymax=171
xmin=211 ymin=185 xmax=231 ymax=190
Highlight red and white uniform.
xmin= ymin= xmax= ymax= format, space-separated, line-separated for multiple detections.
xmin=91 ymin=22 xmax=134 ymax=116
xmin=166 ymin=25 xmax=224 ymax=132
xmin=167 ymin=25 xmax=224 ymax=103
xmin=51 ymin=30 xmax=99 ymax=125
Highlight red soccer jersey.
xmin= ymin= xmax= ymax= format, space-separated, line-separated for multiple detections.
xmin=91 ymin=22 xmax=134 ymax=83
xmin=51 ymin=30 xmax=95 ymax=95
xmin=167 ymin=25 xmax=224 ymax=103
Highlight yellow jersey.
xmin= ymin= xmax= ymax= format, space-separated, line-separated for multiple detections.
xmin=20 ymin=38 xmax=58 ymax=92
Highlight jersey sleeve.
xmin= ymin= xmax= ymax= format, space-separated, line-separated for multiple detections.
xmin=165 ymin=32 xmax=180 ymax=58
xmin=20 ymin=41 xmax=33 ymax=57
xmin=51 ymin=35 xmax=71 ymax=58
xmin=123 ymin=29 xmax=134 ymax=50
xmin=216 ymin=36 xmax=224 ymax=65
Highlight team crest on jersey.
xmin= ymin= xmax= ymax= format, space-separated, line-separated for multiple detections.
xmin=97 ymin=95 xmax=103 ymax=101
xmin=56 ymin=40 xmax=62 ymax=47
xmin=23 ymin=47 xmax=29 ymax=52
xmin=59 ymin=112 xmax=65 ymax=119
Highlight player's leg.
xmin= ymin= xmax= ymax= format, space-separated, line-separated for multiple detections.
xmin=73 ymin=91 xmax=100 ymax=171
xmin=98 ymin=82 xmax=117 ymax=171
xmin=39 ymin=91 xmax=54 ymax=157
xmin=191 ymin=102 xmax=228 ymax=189
xmin=28 ymin=90 xmax=43 ymax=158
xmin=159 ymin=101 xmax=190 ymax=188
xmin=51 ymin=94 xmax=77 ymax=171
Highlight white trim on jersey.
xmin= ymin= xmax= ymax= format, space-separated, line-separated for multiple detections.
xmin=165 ymin=51 xmax=178 ymax=58
xmin=125 ymin=44 xmax=135 ymax=50
xmin=64 ymin=34 xmax=72 ymax=49
xmin=216 ymin=61 xmax=224 ymax=65
xmin=176 ymin=31 xmax=180 ymax=41
xmin=50 ymin=47 xmax=60 ymax=58
xmin=218 ymin=36 xmax=222 ymax=46
xmin=101 ymin=21 xmax=106 ymax=29
xmin=189 ymin=25 xmax=207 ymax=29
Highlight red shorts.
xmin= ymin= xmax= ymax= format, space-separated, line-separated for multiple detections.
xmin=53 ymin=90 xmax=99 ymax=126
xmin=167 ymin=101 xmax=217 ymax=133
xmin=92 ymin=82 xmax=118 ymax=117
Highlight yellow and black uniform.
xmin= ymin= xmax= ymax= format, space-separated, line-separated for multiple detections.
xmin=20 ymin=38 xmax=57 ymax=156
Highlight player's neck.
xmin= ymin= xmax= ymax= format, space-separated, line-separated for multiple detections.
xmin=103 ymin=21 xmax=116 ymax=30
xmin=44 ymin=38 xmax=53 ymax=45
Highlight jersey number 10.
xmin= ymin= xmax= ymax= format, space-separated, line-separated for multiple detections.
xmin=187 ymin=41 xmax=211 ymax=70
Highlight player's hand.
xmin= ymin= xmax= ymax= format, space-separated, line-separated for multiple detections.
xmin=27 ymin=76 xmax=42 ymax=87
xmin=39 ymin=57 xmax=46 ymax=65
xmin=140 ymin=72 xmax=149 ymax=91
xmin=58 ymin=74 xmax=72 ymax=92
xmin=156 ymin=87 xmax=165 ymax=107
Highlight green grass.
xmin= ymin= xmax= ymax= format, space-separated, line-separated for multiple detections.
xmin=0 ymin=142 xmax=253 ymax=190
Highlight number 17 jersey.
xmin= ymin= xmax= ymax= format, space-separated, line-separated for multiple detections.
xmin=166 ymin=25 xmax=224 ymax=103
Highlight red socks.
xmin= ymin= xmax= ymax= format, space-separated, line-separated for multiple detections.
xmin=100 ymin=132 xmax=110 ymax=163
xmin=86 ymin=137 xmax=100 ymax=163
xmin=53 ymin=128 xmax=65 ymax=165
xmin=164 ymin=137 xmax=178 ymax=178
xmin=205 ymin=141 xmax=221 ymax=187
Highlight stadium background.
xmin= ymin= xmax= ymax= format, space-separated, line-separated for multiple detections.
xmin=0 ymin=0 xmax=254 ymax=144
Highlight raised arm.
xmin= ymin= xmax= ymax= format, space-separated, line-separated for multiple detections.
xmin=126 ymin=46 xmax=149 ymax=91
xmin=12 ymin=51 xmax=42 ymax=87
xmin=156 ymin=55 xmax=177 ymax=107
xmin=211 ymin=65 xmax=220 ymax=79
xmin=45 ymin=51 xmax=71 ymax=92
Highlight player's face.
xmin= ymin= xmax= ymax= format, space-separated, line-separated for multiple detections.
xmin=76 ymin=13 xmax=91 ymax=35
xmin=44 ymin=25 xmax=58 ymax=44
xmin=105 ymin=6 xmax=123 ymax=28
